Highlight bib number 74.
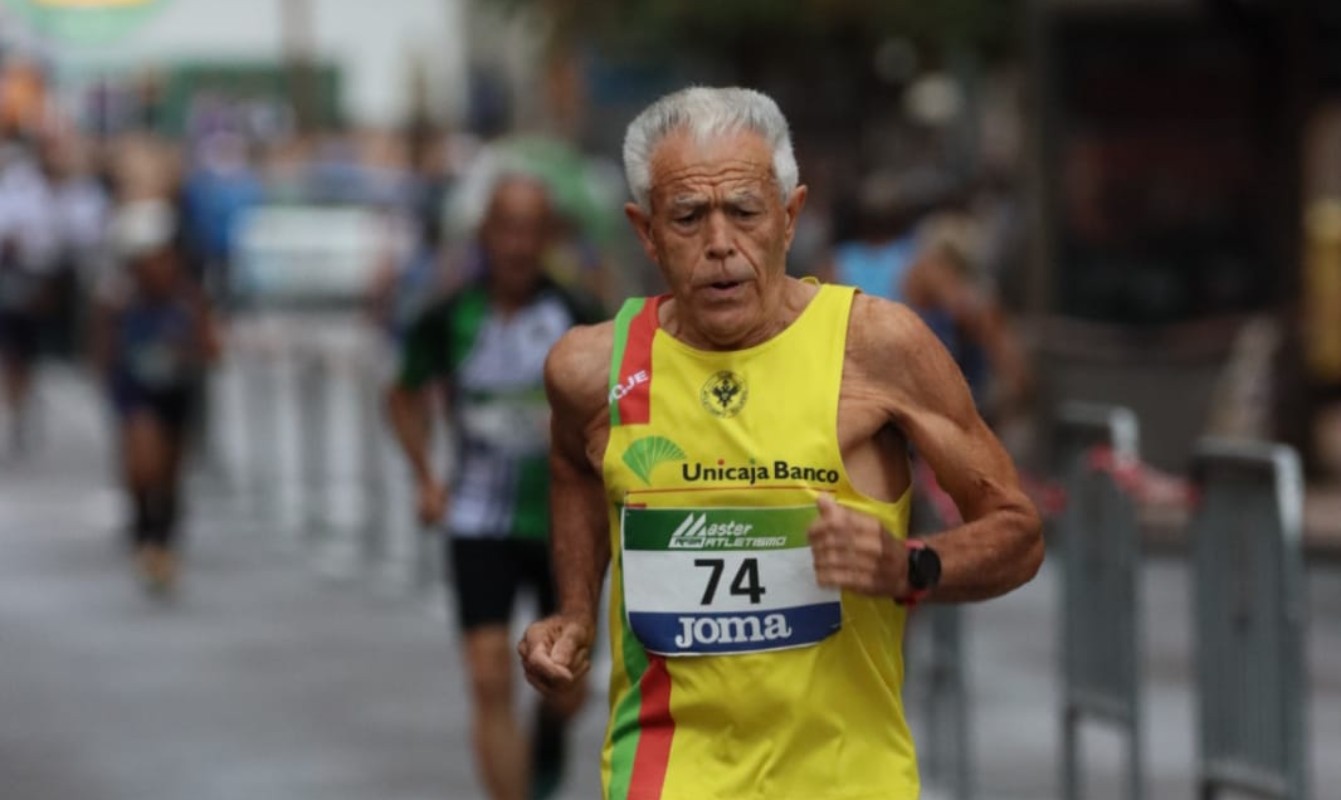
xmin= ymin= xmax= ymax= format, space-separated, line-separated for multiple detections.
xmin=620 ymin=504 xmax=841 ymax=655
xmin=694 ymin=557 xmax=766 ymax=605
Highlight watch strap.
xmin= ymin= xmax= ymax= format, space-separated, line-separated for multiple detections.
xmin=896 ymin=539 xmax=932 ymax=608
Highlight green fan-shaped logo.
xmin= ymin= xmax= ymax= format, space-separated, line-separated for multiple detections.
xmin=622 ymin=436 xmax=685 ymax=486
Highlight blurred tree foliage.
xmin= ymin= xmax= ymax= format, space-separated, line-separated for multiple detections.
xmin=486 ymin=0 xmax=1022 ymax=62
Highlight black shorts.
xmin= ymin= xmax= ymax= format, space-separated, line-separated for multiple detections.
xmin=447 ymin=537 xmax=556 ymax=632
xmin=111 ymin=376 xmax=197 ymax=434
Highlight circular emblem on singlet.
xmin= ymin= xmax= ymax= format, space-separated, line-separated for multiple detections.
xmin=700 ymin=370 xmax=748 ymax=418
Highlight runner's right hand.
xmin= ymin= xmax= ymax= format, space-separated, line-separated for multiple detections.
xmin=416 ymin=479 xmax=448 ymax=527
xmin=519 ymin=613 xmax=595 ymax=697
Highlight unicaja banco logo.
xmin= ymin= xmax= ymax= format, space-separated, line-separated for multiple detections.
xmin=622 ymin=436 xmax=686 ymax=485
xmin=701 ymin=370 xmax=747 ymax=418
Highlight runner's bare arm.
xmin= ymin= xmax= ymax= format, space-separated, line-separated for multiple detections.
xmin=386 ymin=384 xmax=439 ymax=488
xmin=855 ymin=295 xmax=1043 ymax=602
xmin=519 ymin=323 xmax=612 ymax=694
xmin=386 ymin=383 xmax=451 ymax=526
xmin=545 ymin=324 xmax=614 ymax=622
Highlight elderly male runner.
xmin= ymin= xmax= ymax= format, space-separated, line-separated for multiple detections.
xmin=520 ymin=87 xmax=1043 ymax=799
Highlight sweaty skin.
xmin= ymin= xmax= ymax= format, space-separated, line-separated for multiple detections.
xmin=518 ymin=129 xmax=1043 ymax=694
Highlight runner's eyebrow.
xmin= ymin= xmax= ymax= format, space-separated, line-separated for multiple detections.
xmin=666 ymin=192 xmax=762 ymax=212
xmin=667 ymin=195 xmax=708 ymax=210
xmin=723 ymin=189 xmax=763 ymax=205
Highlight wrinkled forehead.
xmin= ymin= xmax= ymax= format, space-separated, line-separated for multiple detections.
xmin=647 ymin=128 xmax=777 ymax=203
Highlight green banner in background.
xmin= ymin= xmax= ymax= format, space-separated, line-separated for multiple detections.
xmin=3 ymin=0 xmax=170 ymax=46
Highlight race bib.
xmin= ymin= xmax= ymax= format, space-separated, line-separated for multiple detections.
xmin=129 ymin=341 xmax=187 ymax=387
xmin=621 ymin=505 xmax=841 ymax=656
xmin=458 ymin=390 xmax=549 ymax=456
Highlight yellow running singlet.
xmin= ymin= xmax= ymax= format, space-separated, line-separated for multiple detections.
xmin=601 ymin=283 xmax=918 ymax=800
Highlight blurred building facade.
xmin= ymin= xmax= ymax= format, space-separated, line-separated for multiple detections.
xmin=1029 ymin=0 xmax=1341 ymax=475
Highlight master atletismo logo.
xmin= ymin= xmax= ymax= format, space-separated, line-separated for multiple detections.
xmin=701 ymin=370 xmax=747 ymax=418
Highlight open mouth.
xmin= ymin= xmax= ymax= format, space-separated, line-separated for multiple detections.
xmin=709 ymin=281 xmax=741 ymax=290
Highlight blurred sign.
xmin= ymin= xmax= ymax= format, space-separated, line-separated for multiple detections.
xmin=163 ymin=61 xmax=341 ymax=138
xmin=232 ymin=207 xmax=389 ymax=307
xmin=2 ymin=0 xmax=168 ymax=45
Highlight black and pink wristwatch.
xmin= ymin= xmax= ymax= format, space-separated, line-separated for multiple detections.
xmin=896 ymin=539 xmax=941 ymax=608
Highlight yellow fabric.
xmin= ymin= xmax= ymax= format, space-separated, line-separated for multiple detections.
xmin=601 ymin=284 xmax=918 ymax=799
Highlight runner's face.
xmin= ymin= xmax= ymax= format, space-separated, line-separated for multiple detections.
xmin=134 ymin=249 xmax=179 ymax=297
xmin=627 ymin=129 xmax=806 ymax=349
xmin=481 ymin=179 xmax=553 ymax=299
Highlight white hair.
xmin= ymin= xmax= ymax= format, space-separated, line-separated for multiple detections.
xmin=622 ymin=86 xmax=799 ymax=211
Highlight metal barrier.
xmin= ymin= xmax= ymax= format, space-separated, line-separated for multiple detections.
xmin=238 ymin=320 xmax=290 ymax=526
xmin=1055 ymin=402 xmax=1144 ymax=800
xmin=296 ymin=345 xmax=331 ymax=543
xmin=909 ymin=464 xmax=972 ymax=800
xmin=217 ymin=312 xmax=420 ymax=590
xmin=1189 ymin=440 xmax=1308 ymax=800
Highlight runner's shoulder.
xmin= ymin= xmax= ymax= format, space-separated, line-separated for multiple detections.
xmin=544 ymin=321 xmax=613 ymax=419
xmin=846 ymin=293 xmax=938 ymax=368
xmin=845 ymin=291 xmax=976 ymax=418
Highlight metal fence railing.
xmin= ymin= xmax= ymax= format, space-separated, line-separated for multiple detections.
xmin=1190 ymin=440 xmax=1308 ymax=800
xmin=1055 ymin=402 xmax=1144 ymax=800
xmin=212 ymin=313 xmax=423 ymax=591
xmin=909 ymin=475 xmax=972 ymax=800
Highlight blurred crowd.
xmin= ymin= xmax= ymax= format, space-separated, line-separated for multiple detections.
xmin=0 ymin=103 xmax=1035 ymax=455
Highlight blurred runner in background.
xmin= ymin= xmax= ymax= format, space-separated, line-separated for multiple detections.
xmin=93 ymin=200 xmax=219 ymax=593
xmin=387 ymin=174 xmax=599 ymax=800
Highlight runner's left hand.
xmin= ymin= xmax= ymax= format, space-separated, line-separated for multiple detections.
xmin=807 ymin=494 xmax=909 ymax=598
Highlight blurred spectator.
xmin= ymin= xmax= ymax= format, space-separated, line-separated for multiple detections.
xmin=366 ymin=198 xmax=448 ymax=345
xmin=820 ymin=170 xmax=928 ymax=297
xmin=0 ymin=58 xmax=46 ymax=138
xmin=823 ymin=169 xmax=1032 ymax=420
xmin=179 ymin=132 xmax=262 ymax=303
xmin=47 ymin=136 xmax=111 ymax=280
xmin=907 ymin=195 xmax=1033 ymax=420
xmin=42 ymin=134 xmax=111 ymax=357
xmin=0 ymin=133 xmax=60 ymax=454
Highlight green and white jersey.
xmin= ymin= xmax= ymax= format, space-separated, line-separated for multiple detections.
xmin=398 ymin=279 xmax=597 ymax=539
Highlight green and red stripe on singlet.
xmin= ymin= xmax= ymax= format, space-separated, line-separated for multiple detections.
xmin=606 ymin=295 xmax=675 ymax=800
xmin=608 ymin=296 xmax=660 ymax=427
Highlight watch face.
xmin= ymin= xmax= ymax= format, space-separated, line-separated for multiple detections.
xmin=910 ymin=547 xmax=942 ymax=591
